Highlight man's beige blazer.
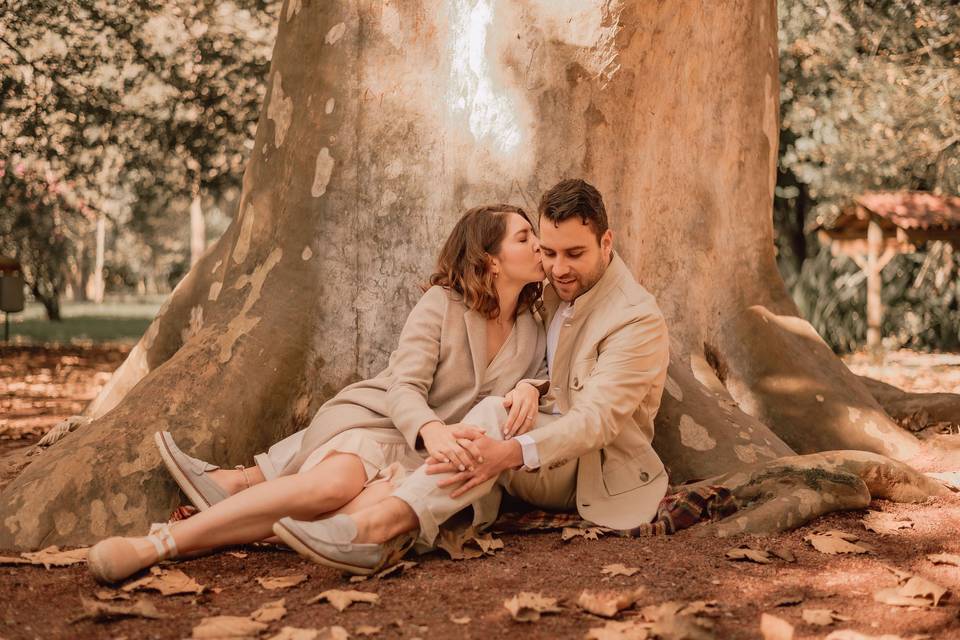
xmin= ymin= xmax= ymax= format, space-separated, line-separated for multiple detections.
xmin=279 ymin=286 xmax=548 ymax=476
xmin=536 ymin=253 xmax=670 ymax=529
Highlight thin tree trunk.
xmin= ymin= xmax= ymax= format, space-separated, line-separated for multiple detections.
xmin=90 ymin=212 xmax=106 ymax=304
xmin=190 ymin=192 xmax=206 ymax=267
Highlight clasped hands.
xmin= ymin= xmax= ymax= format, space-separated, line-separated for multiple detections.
xmin=417 ymin=383 xmax=538 ymax=498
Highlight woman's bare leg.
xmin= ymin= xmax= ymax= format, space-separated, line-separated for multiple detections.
xmin=166 ymin=453 xmax=367 ymax=555
xmin=206 ymin=465 xmax=267 ymax=496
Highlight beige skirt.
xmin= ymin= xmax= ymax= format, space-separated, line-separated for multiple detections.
xmin=298 ymin=427 xmax=424 ymax=488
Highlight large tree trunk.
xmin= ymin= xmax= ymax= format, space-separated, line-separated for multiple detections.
xmin=1 ymin=0 xmax=955 ymax=549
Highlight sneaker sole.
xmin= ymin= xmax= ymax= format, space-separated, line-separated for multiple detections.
xmin=154 ymin=432 xmax=214 ymax=511
xmin=271 ymin=521 xmax=377 ymax=576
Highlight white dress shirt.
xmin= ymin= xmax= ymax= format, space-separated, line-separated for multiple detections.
xmin=513 ymin=300 xmax=573 ymax=469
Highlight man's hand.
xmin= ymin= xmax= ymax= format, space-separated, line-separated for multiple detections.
xmin=425 ymin=436 xmax=523 ymax=498
xmin=502 ymin=382 xmax=539 ymax=438
xmin=418 ymin=421 xmax=485 ymax=471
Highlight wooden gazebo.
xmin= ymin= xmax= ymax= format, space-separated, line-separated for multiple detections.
xmin=813 ymin=191 xmax=960 ymax=353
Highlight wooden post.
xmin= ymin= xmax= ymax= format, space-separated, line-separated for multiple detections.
xmin=866 ymin=215 xmax=883 ymax=358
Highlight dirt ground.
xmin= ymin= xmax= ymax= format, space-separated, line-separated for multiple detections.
xmin=1 ymin=345 xmax=959 ymax=640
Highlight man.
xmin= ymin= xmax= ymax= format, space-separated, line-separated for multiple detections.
xmin=272 ymin=179 xmax=671 ymax=574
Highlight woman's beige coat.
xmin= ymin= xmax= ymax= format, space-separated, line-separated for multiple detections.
xmin=275 ymin=286 xmax=548 ymax=476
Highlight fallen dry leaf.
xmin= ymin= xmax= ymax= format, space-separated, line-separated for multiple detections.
xmin=760 ymin=612 xmax=795 ymax=640
xmin=374 ymin=560 xmax=418 ymax=579
xmin=436 ymin=526 xmax=503 ymax=560
xmin=804 ymin=531 xmax=871 ymax=555
xmin=874 ymin=567 xmax=948 ymax=608
xmin=503 ymin=592 xmax=562 ymax=622
xmin=123 ymin=566 xmax=205 ymax=596
xmin=94 ymin=589 xmax=131 ymax=601
xmin=562 ymin=526 xmax=608 ymax=541
xmin=308 ymin=589 xmax=380 ymax=612
xmin=355 ymin=625 xmax=381 ymax=636
xmin=602 ymin=563 xmax=640 ymax=577
xmin=256 ymin=574 xmax=309 ymax=590
xmin=801 ymin=608 xmax=850 ymax=626
xmin=585 ymin=619 xmax=651 ymax=640
xmin=926 ymin=552 xmax=960 ymax=567
xmin=725 ymin=546 xmax=774 ymax=564
xmin=770 ymin=547 xmax=796 ymax=563
xmin=251 ymin=598 xmax=287 ymax=623
xmin=639 ymin=601 xmax=717 ymax=640
xmin=74 ymin=596 xmax=167 ymax=622
xmin=192 ymin=615 xmax=268 ymax=639
xmin=266 ymin=627 xmax=348 ymax=640
xmin=266 ymin=628 xmax=321 ymax=640
xmin=577 ymin=588 xmax=645 ymax=618
xmin=450 ymin=615 xmax=471 ymax=624
xmin=20 ymin=546 xmax=88 ymax=568
xmin=861 ymin=511 xmax=914 ymax=536
xmin=0 ymin=555 xmax=31 ymax=566
xmin=824 ymin=632 xmax=917 ymax=640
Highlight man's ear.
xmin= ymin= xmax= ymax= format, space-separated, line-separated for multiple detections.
xmin=601 ymin=229 xmax=614 ymax=260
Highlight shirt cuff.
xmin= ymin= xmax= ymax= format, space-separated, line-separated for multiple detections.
xmin=514 ymin=434 xmax=541 ymax=470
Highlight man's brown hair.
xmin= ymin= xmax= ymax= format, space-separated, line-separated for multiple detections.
xmin=429 ymin=204 xmax=542 ymax=320
xmin=538 ymin=178 xmax=609 ymax=242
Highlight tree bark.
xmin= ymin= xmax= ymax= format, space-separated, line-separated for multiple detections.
xmin=1 ymin=0 xmax=956 ymax=549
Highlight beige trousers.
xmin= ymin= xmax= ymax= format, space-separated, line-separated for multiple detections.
xmin=392 ymin=396 xmax=578 ymax=548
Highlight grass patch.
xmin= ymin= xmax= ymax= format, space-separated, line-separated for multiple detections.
xmin=3 ymin=296 xmax=164 ymax=344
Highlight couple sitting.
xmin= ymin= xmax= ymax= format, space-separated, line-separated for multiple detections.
xmin=88 ymin=178 xmax=670 ymax=582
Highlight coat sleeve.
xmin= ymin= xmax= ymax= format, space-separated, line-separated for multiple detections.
xmin=385 ymin=286 xmax=448 ymax=450
xmin=528 ymin=308 xmax=669 ymax=468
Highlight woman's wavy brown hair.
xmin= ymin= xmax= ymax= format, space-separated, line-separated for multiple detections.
xmin=428 ymin=204 xmax=542 ymax=320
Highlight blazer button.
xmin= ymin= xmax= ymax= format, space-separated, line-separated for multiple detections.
xmin=639 ymin=471 xmax=650 ymax=482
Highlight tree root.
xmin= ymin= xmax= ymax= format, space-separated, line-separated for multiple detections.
xmin=858 ymin=375 xmax=960 ymax=432
xmin=687 ymin=450 xmax=953 ymax=537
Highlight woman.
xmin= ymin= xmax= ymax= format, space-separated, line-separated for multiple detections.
xmin=88 ymin=204 xmax=550 ymax=583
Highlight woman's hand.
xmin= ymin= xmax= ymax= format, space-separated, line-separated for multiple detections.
xmin=502 ymin=382 xmax=540 ymax=438
xmin=418 ymin=421 xmax=485 ymax=471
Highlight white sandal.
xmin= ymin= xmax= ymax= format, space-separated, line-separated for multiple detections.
xmin=87 ymin=524 xmax=179 ymax=584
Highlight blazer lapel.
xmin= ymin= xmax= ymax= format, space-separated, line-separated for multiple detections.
xmin=541 ymin=284 xmax=561 ymax=330
xmin=463 ymin=309 xmax=487 ymax=384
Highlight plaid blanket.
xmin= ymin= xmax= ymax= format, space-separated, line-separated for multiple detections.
xmin=168 ymin=485 xmax=737 ymax=537
xmin=492 ymin=485 xmax=737 ymax=536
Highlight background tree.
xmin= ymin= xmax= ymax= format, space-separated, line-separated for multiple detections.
xmin=774 ymin=0 xmax=960 ymax=351
xmin=0 ymin=0 xmax=276 ymax=317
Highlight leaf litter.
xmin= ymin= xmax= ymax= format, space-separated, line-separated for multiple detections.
xmin=801 ymin=608 xmax=851 ymax=626
xmin=873 ymin=565 xmax=948 ymax=607
xmin=503 ymin=592 xmax=562 ymax=622
xmin=804 ymin=530 xmax=872 ymax=555
xmin=307 ymin=589 xmax=380 ymax=611
xmin=122 ymin=565 xmax=205 ymax=596
xmin=72 ymin=596 xmax=167 ymax=623
xmin=255 ymin=574 xmax=308 ymax=590
xmin=586 ymin=600 xmax=719 ymax=640
xmin=602 ymin=563 xmax=640 ymax=577
xmin=436 ymin=525 xmax=504 ymax=560
xmin=861 ymin=511 xmax=914 ymax=536
xmin=577 ymin=587 xmax=646 ymax=618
